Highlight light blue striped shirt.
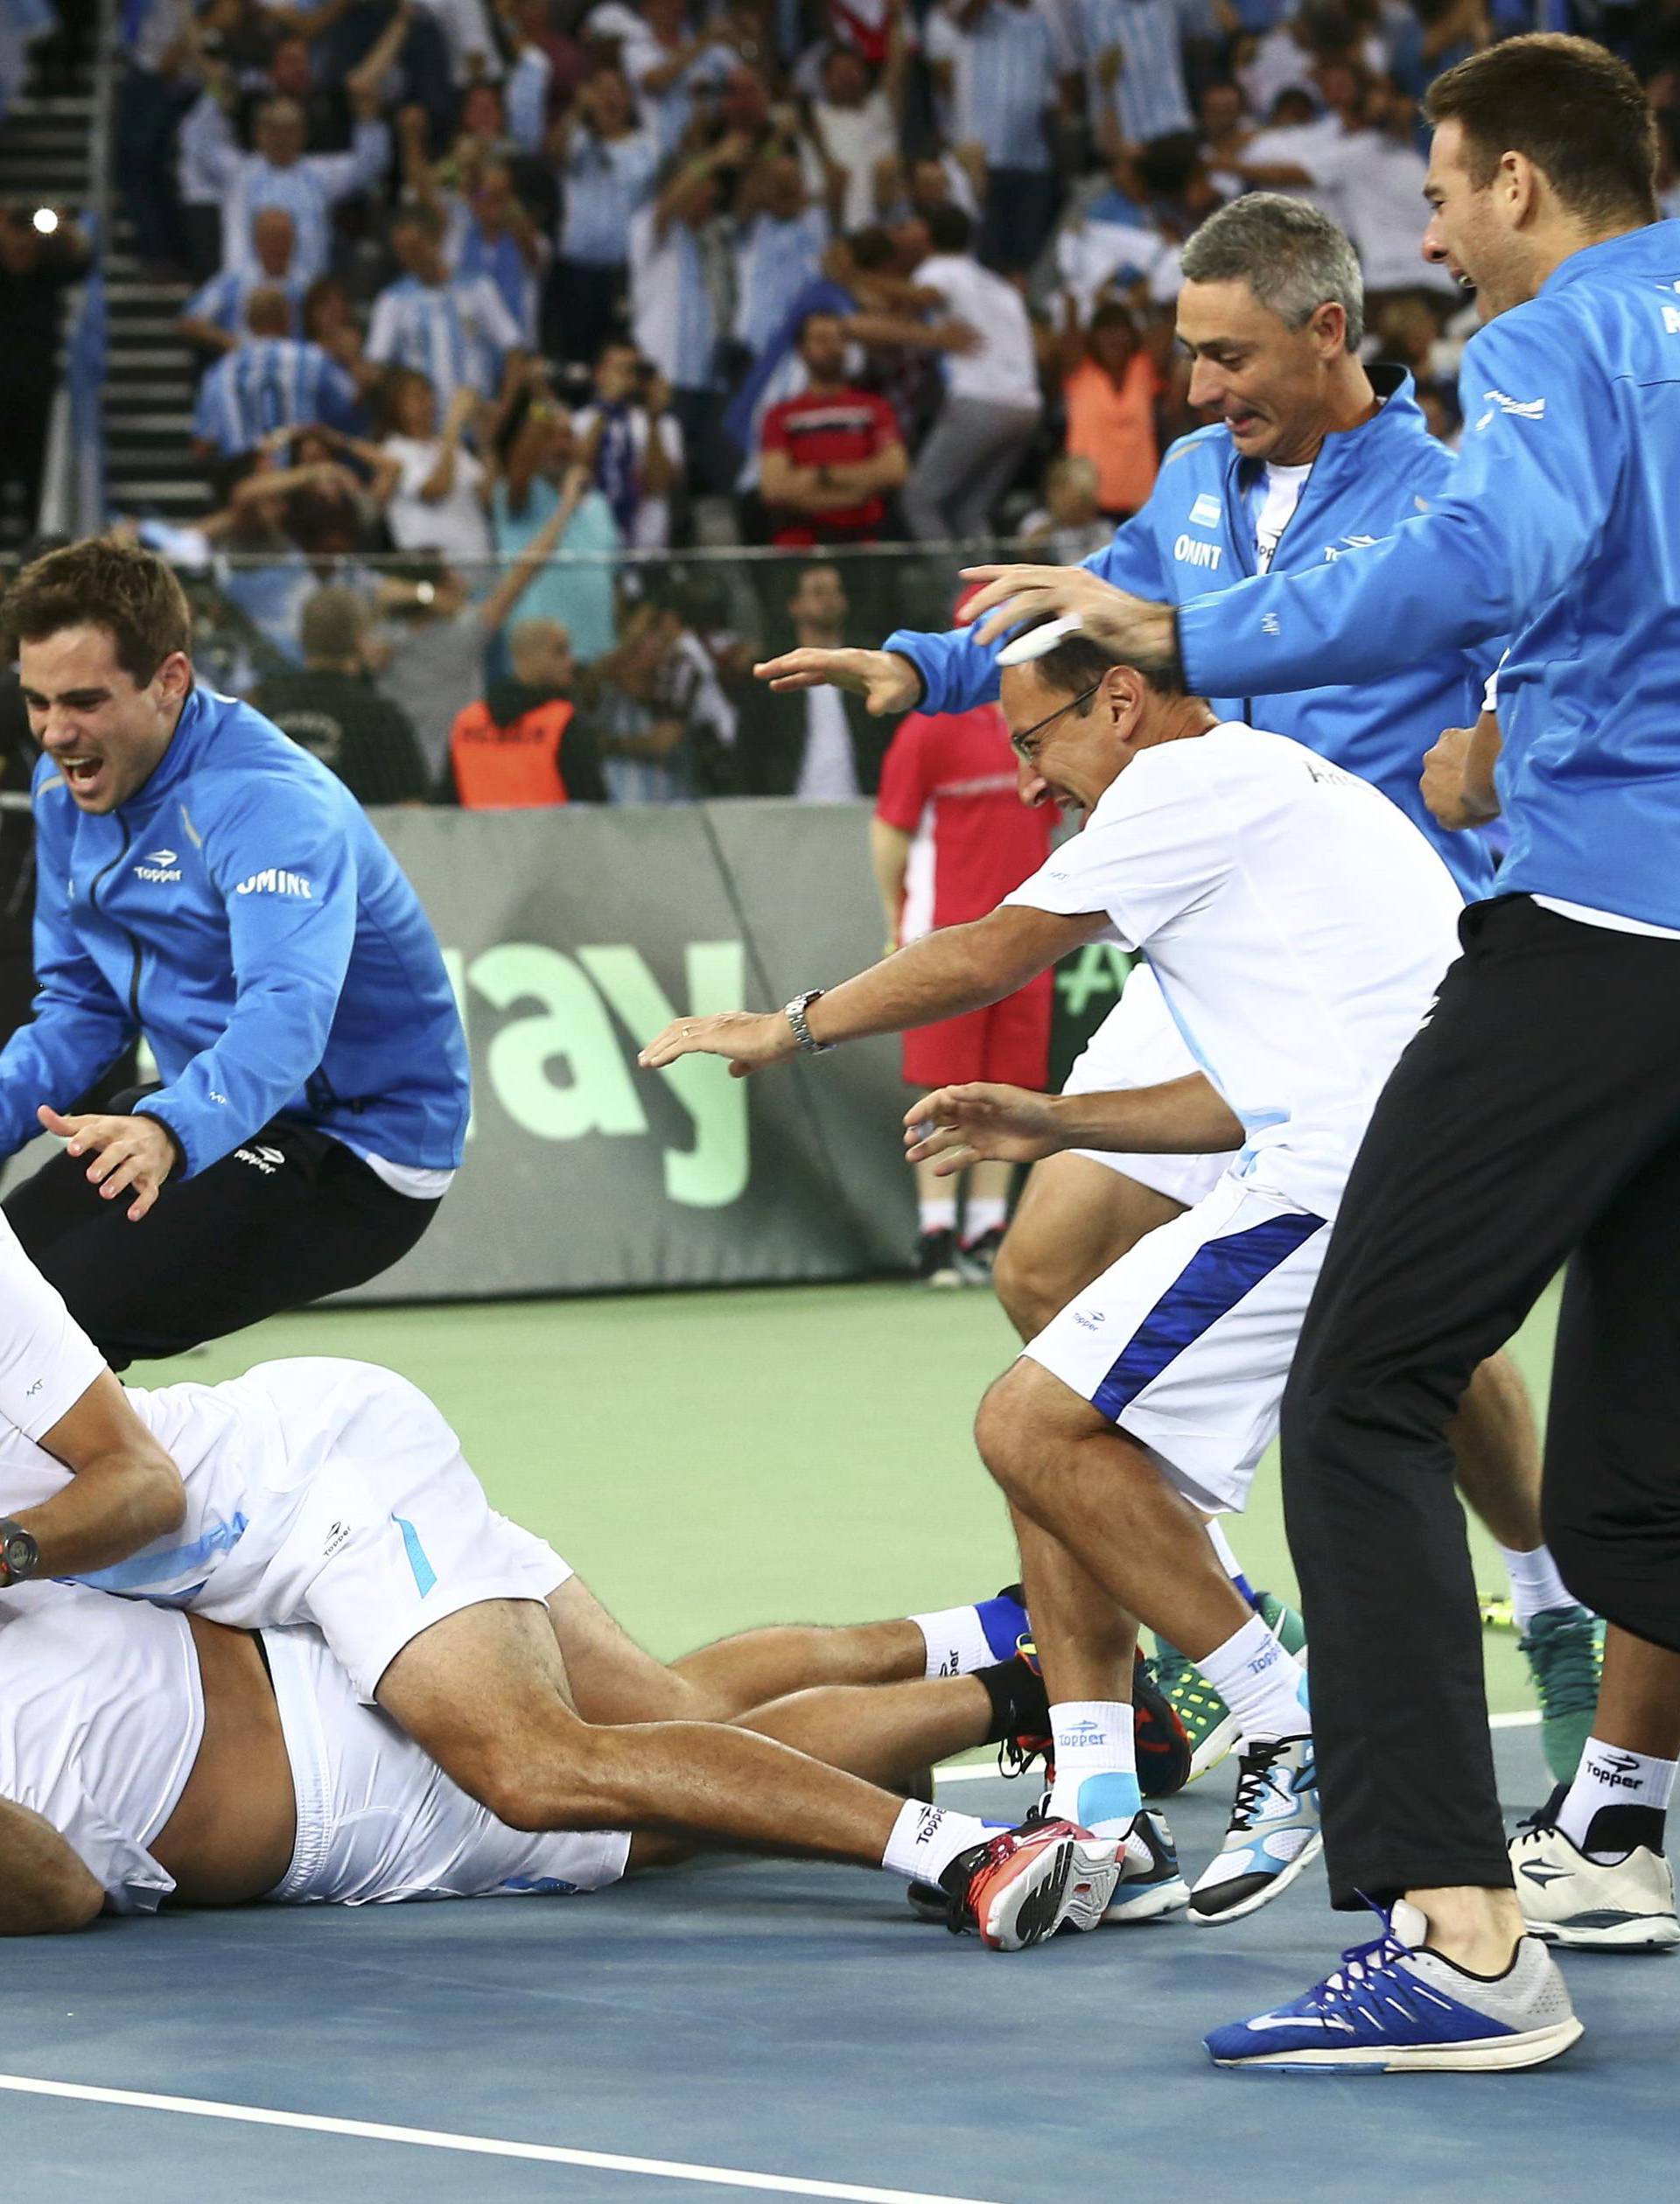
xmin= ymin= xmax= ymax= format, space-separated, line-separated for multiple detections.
xmin=366 ymin=273 xmax=524 ymax=402
xmin=451 ymin=213 xmax=546 ymax=346
xmin=948 ymin=0 xmax=1062 ymax=173
xmin=192 ymin=338 xmax=360 ymax=454
xmin=192 ymin=112 xmax=392 ymax=283
xmin=182 ymin=266 xmax=308 ymax=338
xmin=732 ymin=207 xmax=830 ymax=358
xmin=1075 ymin=0 xmax=1194 ymax=145
xmin=560 ymin=128 xmax=659 ymax=267
xmin=629 ymin=205 xmax=718 ymax=391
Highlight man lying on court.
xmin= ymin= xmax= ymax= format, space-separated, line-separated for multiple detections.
xmin=0 ymin=1571 xmax=1196 ymax=1937
xmin=0 ymin=1215 xmax=1145 ymax=1950
xmin=639 ymin=623 xmax=1590 ymax=2048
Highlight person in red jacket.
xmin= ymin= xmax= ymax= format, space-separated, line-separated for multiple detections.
xmin=872 ymin=595 xmax=1054 ymax=1284
xmin=445 ymin=618 xmax=607 ymax=807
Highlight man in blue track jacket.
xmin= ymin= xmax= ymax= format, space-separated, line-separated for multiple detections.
xmin=960 ymin=34 xmax=1680 ymax=2073
xmin=0 ymin=538 xmax=469 ymax=1366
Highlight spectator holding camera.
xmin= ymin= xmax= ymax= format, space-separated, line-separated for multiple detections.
xmin=591 ymin=595 xmax=737 ymax=804
xmin=571 ymin=339 xmax=683 ymax=550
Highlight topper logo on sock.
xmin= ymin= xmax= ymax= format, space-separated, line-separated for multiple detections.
xmin=1057 ymin=1719 xmax=1110 ymax=1746
xmin=912 ymin=1807 xmax=946 ymax=1848
xmin=1586 ymin=1751 xmax=1644 ymax=1791
xmin=1247 ymin=1642 xmax=1282 ymax=1677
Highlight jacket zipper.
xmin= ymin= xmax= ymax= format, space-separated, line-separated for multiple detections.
xmin=1222 ymin=440 xmax=1324 ymax=728
xmin=87 ymin=820 xmax=144 ymax=1030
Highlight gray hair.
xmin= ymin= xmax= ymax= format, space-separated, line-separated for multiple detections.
xmin=1179 ymin=193 xmax=1365 ymax=351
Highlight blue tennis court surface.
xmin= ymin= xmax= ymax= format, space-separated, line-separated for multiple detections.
xmin=6 ymin=1725 xmax=1672 ymax=2203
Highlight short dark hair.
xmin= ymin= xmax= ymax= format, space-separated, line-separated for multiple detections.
xmin=796 ymin=307 xmax=844 ymax=347
xmin=4 ymin=537 xmax=192 ymax=683
xmin=1425 ymin=33 xmax=1659 ymax=227
xmin=925 ymin=204 xmax=970 ymax=255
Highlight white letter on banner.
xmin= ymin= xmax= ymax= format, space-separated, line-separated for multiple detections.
xmin=579 ymin=942 xmax=750 ymax=1209
xmin=471 ymin=943 xmax=648 ymax=1140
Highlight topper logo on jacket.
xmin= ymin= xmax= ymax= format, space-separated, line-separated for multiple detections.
xmin=134 ymin=848 xmax=183 ymax=884
xmin=234 ymin=868 xmax=313 ymax=899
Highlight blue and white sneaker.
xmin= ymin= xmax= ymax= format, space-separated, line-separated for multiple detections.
xmin=1189 ymin=1734 xmax=1320 ymax=1925
xmin=1205 ymin=1900 xmax=1584 ymax=2072
xmin=1108 ymin=1809 xmax=1192 ymax=1923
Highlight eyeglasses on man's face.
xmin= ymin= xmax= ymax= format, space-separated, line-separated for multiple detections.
xmin=1008 ymin=678 xmax=1103 ymax=763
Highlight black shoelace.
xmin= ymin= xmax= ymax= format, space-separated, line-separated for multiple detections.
xmin=1228 ymin=1738 xmax=1292 ymax=1832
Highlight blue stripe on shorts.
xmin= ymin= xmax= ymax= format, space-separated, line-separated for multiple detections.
xmin=1091 ymin=1210 xmax=1325 ymax=1424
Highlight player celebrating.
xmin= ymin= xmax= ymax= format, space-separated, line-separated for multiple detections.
xmin=752 ymin=194 xmax=1599 ymax=1792
xmin=961 ymin=33 xmax=1680 ymax=2071
xmin=0 ymin=1213 xmax=1123 ymax=1950
xmin=0 ymin=1579 xmax=1192 ymax=1936
xmin=0 ymin=538 xmax=469 ymax=1367
xmin=638 ymin=631 xmax=1539 ymax=1961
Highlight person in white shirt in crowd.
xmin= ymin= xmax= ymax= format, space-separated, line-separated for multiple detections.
xmin=733 ymin=153 xmax=831 ymax=360
xmin=178 ymin=74 xmax=394 ymax=283
xmin=902 ymin=203 xmax=1042 ymax=541
xmin=1075 ymin=0 xmax=1196 ymax=151
xmin=736 ymin=562 xmax=890 ymax=798
xmin=547 ymin=66 xmax=660 ymax=367
xmin=377 ymin=368 xmax=494 ymax=562
xmin=629 ymin=129 xmax=747 ymax=488
xmin=1018 ymin=453 xmax=1112 ymax=565
xmin=411 ymin=0 xmax=504 ymax=90
xmin=875 ymin=145 xmax=983 ymax=228
xmin=571 ymin=339 xmax=685 ymax=552
xmin=367 ymin=200 xmax=526 ymax=407
xmin=606 ymin=0 xmax=738 ymax=157
xmin=177 ymin=207 xmax=309 ymax=358
xmin=927 ymin=0 xmax=1076 ymax=273
xmin=809 ymin=22 xmax=906 ymax=232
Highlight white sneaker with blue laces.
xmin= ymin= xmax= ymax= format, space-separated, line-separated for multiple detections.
xmin=1205 ymin=1900 xmax=1584 ymax=2072
xmin=1189 ymin=1733 xmax=1320 ymax=1924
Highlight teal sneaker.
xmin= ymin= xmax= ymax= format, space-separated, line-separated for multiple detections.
xmin=1151 ymin=1590 xmax=1307 ymax=1785
xmin=1520 ymin=1605 xmax=1605 ymax=1785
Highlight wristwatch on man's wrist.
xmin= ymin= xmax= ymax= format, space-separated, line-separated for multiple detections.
xmin=783 ymin=989 xmax=834 ymax=1056
xmin=0 ymin=1517 xmax=39 ymax=1588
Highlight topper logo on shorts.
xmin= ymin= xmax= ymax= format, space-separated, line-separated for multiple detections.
xmin=134 ymin=846 xmax=183 ymax=884
xmin=235 ymin=867 xmax=313 ymax=898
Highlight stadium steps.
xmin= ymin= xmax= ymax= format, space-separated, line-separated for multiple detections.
xmin=102 ymin=250 xmax=210 ymax=522
xmin=0 ymin=95 xmax=95 ymax=209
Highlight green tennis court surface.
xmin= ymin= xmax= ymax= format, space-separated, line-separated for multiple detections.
xmin=136 ymin=1270 xmax=1565 ymax=1712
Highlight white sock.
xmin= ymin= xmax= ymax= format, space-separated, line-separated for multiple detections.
xmin=962 ymin=1196 xmax=1006 ymax=1243
xmin=918 ymin=1196 xmax=956 ymax=1235
xmin=1045 ymin=1700 xmax=1140 ymax=1836
xmin=1194 ymin=1614 xmax=1309 ymax=1743
xmin=1497 ymin=1543 xmax=1577 ymax=1634
xmin=881 ymin=1800 xmax=992 ymax=1883
xmin=1557 ymin=1737 xmax=1679 ymax=1861
xmin=910 ymin=1604 xmax=995 ymax=1680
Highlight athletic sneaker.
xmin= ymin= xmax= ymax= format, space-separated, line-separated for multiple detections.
xmin=1519 ymin=1606 xmax=1605 ymax=1785
xmin=1205 ymin=1900 xmax=1583 ymax=2072
xmin=908 ymin=1809 xmax=1187 ymax=1926
xmin=957 ymin=1226 xmax=1005 ymax=1281
xmin=1189 ymin=1733 xmax=1320 ymax=1925
xmin=1150 ymin=1591 xmax=1307 ymax=1785
xmin=1510 ymin=1802 xmax=1680 ymax=1951
xmin=915 ymin=1228 xmax=963 ymax=1287
xmin=938 ymin=1821 xmax=1121 ymax=1949
xmin=996 ymin=1633 xmax=1191 ymax=1801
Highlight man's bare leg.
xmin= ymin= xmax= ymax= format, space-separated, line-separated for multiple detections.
xmin=1450 ymin=1349 xmax=1545 ymax=1550
xmin=672 ymin=1618 xmax=929 ymax=1711
xmin=738 ymin=1674 xmax=995 ymax=1793
xmin=993 ymin=1153 xmax=1184 ymax=1343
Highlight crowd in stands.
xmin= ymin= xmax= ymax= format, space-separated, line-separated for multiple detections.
xmin=7 ymin=0 xmax=1680 ymax=802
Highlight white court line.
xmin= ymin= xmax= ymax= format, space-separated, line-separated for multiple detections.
xmin=934 ymin=1710 xmax=1540 ymax=1783
xmin=0 ymin=2077 xmax=1009 ymax=2204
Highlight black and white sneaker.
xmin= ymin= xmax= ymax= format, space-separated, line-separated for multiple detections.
xmin=1510 ymin=1798 xmax=1679 ymax=1950
xmin=915 ymin=1228 xmax=962 ymax=1287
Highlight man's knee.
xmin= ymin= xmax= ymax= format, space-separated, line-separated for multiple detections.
xmin=459 ymin=1719 xmax=619 ymax=1834
xmin=990 ymin=1217 xmax=1064 ymax=1340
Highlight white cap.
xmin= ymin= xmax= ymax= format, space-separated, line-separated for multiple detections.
xmin=996 ymin=614 xmax=1084 ymax=668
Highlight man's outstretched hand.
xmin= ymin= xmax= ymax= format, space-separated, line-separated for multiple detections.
xmin=956 ymin=563 xmax=1179 ymax=671
xmin=752 ymin=647 xmax=922 ymax=714
xmin=639 ymin=1011 xmax=800 ymax=1078
xmin=38 ymin=1106 xmax=177 ymax=1221
xmin=905 ymin=1084 xmax=1068 ymax=1175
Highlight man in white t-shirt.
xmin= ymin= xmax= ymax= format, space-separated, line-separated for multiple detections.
xmin=640 ymin=626 xmax=1471 ymax=1927
xmin=902 ymin=203 xmax=1042 ymax=541
xmin=0 ymin=1571 xmax=1160 ymax=1933
xmin=0 ymin=1222 xmax=1120 ymax=1949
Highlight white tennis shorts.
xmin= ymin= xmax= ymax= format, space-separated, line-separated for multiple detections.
xmin=262 ymin=1620 xmax=631 ymax=1907
xmin=1061 ymin=962 xmax=1235 ymax=1210
xmin=1025 ymin=1172 xmax=1329 ymax=1514
xmin=217 ymin=1360 xmax=572 ymax=1703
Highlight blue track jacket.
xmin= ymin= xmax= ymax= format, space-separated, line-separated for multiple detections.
xmin=882 ymin=366 xmax=1496 ymax=900
xmin=1175 ymin=225 xmax=1680 ymax=929
xmin=1 ymin=687 xmax=471 ymax=1178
